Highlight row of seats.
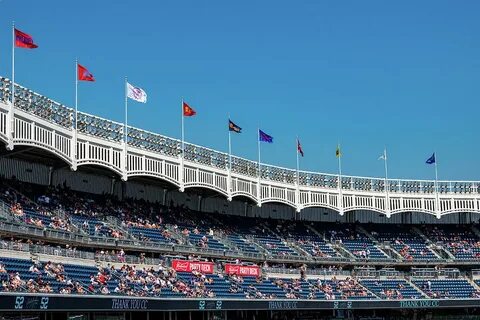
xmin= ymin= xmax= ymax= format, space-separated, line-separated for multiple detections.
xmin=2 ymin=255 xmax=479 ymax=300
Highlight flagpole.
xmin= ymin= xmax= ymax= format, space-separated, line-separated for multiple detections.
xmin=338 ymin=145 xmax=342 ymax=177
xmin=257 ymin=128 xmax=261 ymax=206
xmin=228 ymin=114 xmax=232 ymax=172
xmin=227 ymin=114 xmax=232 ymax=200
xmin=10 ymin=22 xmax=15 ymax=150
xmin=337 ymin=144 xmax=343 ymax=214
xmin=180 ymin=98 xmax=185 ymax=191
xmin=11 ymin=22 xmax=15 ymax=106
xmin=75 ymin=59 xmax=78 ymax=134
xmin=124 ymin=77 xmax=128 ymax=145
xmin=124 ymin=77 xmax=128 ymax=179
xmin=181 ymin=98 xmax=185 ymax=154
xmin=296 ymin=136 xmax=300 ymax=185
xmin=73 ymin=59 xmax=78 ymax=169
xmin=295 ymin=136 xmax=300 ymax=214
xmin=257 ymin=128 xmax=261 ymax=171
xmin=383 ymin=148 xmax=390 ymax=213
xmin=434 ymin=152 xmax=439 ymax=215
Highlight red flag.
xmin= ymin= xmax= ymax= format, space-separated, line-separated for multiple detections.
xmin=78 ymin=64 xmax=95 ymax=81
xmin=15 ymin=28 xmax=38 ymax=49
xmin=183 ymin=102 xmax=196 ymax=117
xmin=297 ymin=139 xmax=304 ymax=157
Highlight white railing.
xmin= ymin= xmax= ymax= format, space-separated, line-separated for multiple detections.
xmin=1 ymin=76 xmax=480 ymax=216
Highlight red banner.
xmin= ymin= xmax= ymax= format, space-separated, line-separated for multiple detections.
xmin=225 ymin=264 xmax=260 ymax=277
xmin=171 ymin=260 xmax=214 ymax=274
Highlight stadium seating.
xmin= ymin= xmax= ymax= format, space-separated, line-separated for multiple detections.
xmin=412 ymin=279 xmax=477 ymax=298
xmin=360 ymin=279 xmax=423 ymax=299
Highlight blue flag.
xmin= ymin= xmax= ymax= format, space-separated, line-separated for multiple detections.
xmin=426 ymin=153 xmax=436 ymax=164
xmin=259 ymin=130 xmax=273 ymax=143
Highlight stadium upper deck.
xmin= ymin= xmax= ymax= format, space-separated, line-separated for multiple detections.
xmin=0 ymin=177 xmax=478 ymax=268
xmin=0 ymin=77 xmax=480 ymax=220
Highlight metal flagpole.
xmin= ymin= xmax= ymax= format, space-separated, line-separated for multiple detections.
xmin=383 ymin=148 xmax=390 ymax=213
xmin=10 ymin=22 xmax=15 ymax=149
xmin=338 ymin=145 xmax=342 ymax=177
xmin=257 ymin=128 xmax=261 ymax=172
xmin=228 ymin=114 xmax=232 ymax=171
xmin=296 ymin=137 xmax=300 ymax=186
xmin=337 ymin=144 xmax=343 ymax=214
xmin=11 ymin=22 xmax=15 ymax=106
xmin=180 ymin=98 xmax=185 ymax=191
xmin=73 ymin=59 xmax=79 ymax=169
xmin=227 ymin=115 xmax=232 ymax=200
xmin=124 ymin=77 xmax=128 ymax=179
xmin=75 ymin=59 xmax=78 ymax=132
xmin=434 ymin=152 xmax=439 ymax=215
xmin=181 ymin=98 xmax=185 ymax=155
xmin=257 ymin=128 xmax=261 ymax=206
xmin=124 ymin=77 xmax=128 ymax=145
xmin=295 ymin=136 xmax=300 ymax=215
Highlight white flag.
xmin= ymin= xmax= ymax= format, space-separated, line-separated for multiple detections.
xmin=378 ymin=150 xmax=387 ymax=161
xmin=127 ymin=82 xmax=147 ymax=103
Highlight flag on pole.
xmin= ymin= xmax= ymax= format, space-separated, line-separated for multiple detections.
xmin=78 ymin=64 xmax=95 ymax=81
xmin=378 ymin=151 xmax=387 ymax=161
xmin=228 ymin=119 xmax=241 ymax=133
xmin=183 ymin=102 xmax=196 ymax=116
xmin=426 ymin=153 xmax=436 ymax=164
xmin=127 ymin=83 xmax=147 ymax=103
xmin=336 ymin=145 xmax=341 ymax=158
xmin=259 ymin=130 xmax=273 ymax=143
xmin=14 ymin=28 xmax=38 ymax=49
xmin=297 ymin=139 xmax=304 ymax=157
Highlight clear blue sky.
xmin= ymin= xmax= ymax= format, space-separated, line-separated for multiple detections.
xmin=1 ymin=1 xmax=479 ymax=181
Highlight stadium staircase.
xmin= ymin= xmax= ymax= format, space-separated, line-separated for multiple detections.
xmin=256 ymin=222 xmax=306 ymax=257
xmin=435 ymin=244 xmax=456 ymax=260
xmin=164 ymin=224 xmax=188 ymax=244
xmin=406 ymin=278 xmax=430 ymax=298
xmin=380 ymin=242 xmax=404 ymax=260
xmin=411 ymin=226 xmax=444 ymax=260
xmin=332 ymin=241 xmax=356 ymax=259
xmin=54 ymin=208 xmax=83 ymax=235
xmin=465 ymin=275 xmax=480 ymax=292
xmin=105 ymin=215 xmax=137 ymax=241
xmin=0 ymin=199 xmax=19 ymax=223
xmin=356 ymin=225 xmax=394 ymax=259
xmin=213 ymin=232 xmax=262 ymax=257
xmin=287 ymin=240 xmax=311 ymax=257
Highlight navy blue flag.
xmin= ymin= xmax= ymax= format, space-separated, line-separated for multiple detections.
xmin=228 ymin=119 xmax=242 ymax=133
xmin=259 ymin=130 xmax=273 ymax=143
xmin=426 ymin=153 xmax=436 ymax=164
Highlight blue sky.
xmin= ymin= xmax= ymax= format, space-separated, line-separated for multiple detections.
xmin=0 ymin=0 xmax=479 ymax=181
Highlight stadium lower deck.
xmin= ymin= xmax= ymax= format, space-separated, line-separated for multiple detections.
xmin=0 ymin=158 xmax=480 ymax=319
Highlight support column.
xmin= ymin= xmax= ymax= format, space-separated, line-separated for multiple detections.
xmin=227 ymin=167 xmax=233 ymax=201
xmin=71 ymin=128 xmax=77 ymax=171
xmin=295 ymin=184 xmax=301 ymax=213
xmin=257 ymin=177 xmax=262 ymax=207
xmin=6 ymin=100 xmax=13 ymax=150
xmin=121 ymin=141 xmax=128 ymax=181
xmin=179 ymin=155 xmax=185 ymax=192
